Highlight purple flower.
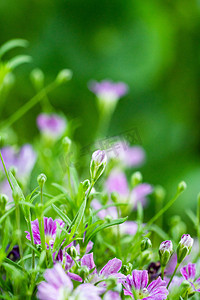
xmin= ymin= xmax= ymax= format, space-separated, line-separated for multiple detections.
xmin=106 ymin=170 xmax=129 ymax=197
xmin=130 ymin=183 xmax=153 ymax=209
xmin=90 ymin=150 xmax=107 ymax=182
xmin=123 ymin=270 xmax=168 ymax=299
xmin=37 ymin=113 xmax=66 ymax=139
xmin=25 ymin=217 xmax=64 ymax=248
xmin=37 ymin=264 xmax=102 ymax=300
xmin=103 ymin=291 xmax=121 ymax=300
xmin=91 ymin=199 xmax=118 ymax=220
xmin=177 ymin=234 xmax=194 ymax=264
xmin=180 ymin=263 xmax=200 ymax=293
xmin=89 ymin=80 xmax=128 ymax=102
xmin=81 ymin=253 xmax=125 ymax=286
xmin=7 ymin=245 xmax=20 ymax=261
xmin=159 ymin=240 xmax=173 ymax=266
xmin=0 ymin=144 xmax=36 ymax=178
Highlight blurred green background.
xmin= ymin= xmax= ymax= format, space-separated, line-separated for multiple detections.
xmin=0 ymin=0 xmax=200 ymax=221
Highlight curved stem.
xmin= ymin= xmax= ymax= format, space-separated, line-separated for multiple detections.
xmin=167 ymin=263 xmax=179 ymax=289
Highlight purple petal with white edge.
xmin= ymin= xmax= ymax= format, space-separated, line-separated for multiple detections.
xmin=103 ymin=290 xmax=121 ymax=300
xmin=81 ymin=253 xmax=96 ymax=272
xmin=99 ymin=258 xmax=122 ymax=277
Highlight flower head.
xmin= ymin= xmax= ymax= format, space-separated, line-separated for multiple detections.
xmin=37 ymin=113 xmax=66 ymax=139
xmin=180 ymin=263 xmax=200 ymax=293
xmin=130 ymin=183 xmax=153 ymax=209
xmin=25 ymin=217 xmax=64 ymax=248
xmin=37 ymin=264 xmax=102 ymax=300
xmin=90 ymin=150 xmax=107 ymax=182
xmin=89 ymin=80 xmax=128 ymax=103
xmin=123 ymin=270 xmax=168 ymax=299
xmin=159 ymin=240 xmax=173 ymax=267
xmin=177 ymin=234 xmax=193 ymax=263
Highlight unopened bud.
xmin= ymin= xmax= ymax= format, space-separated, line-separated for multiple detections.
xmin=131 ymin=171 xmax=143 ymax=187
xmin=62 ymin=136 xmax=72 ymax=153
xmin=177 ymin=234 xmax=193 ymax=264
xmin=56 ymin=69 xmax=72 ymax=84
xmin=67 ymin=246 xmax=78 ymax=259
xmin=106 ymin=276 xmax=117 ymax=289
xmin=0 ymin=194 xmax=8 ymax=212
xmin=90 ymin=150 xmax=107 ymax=182
xmin=82 ymin=179 xmax=90 ymax=192
xmin=111 ymin=191 xmax=119 ymax=203
xmin=159 ymin=240 xmax=173 ymax=266
xmin=121 ymin=263 xmax=132 ymax=275
xmin=30 ymin=68 xmax=44 ymax=90
xmin=79 ymin=265 xmax=89 ymax=281
xmin=141 ymin=237 xmax=152 ymax=252
xmin=178 ymin=181 xmax=187 ymax=193
xmin=37 ymin=173 xmax=47 ymax=189
xmin=154 ymin=185 xmax=166 ymax=202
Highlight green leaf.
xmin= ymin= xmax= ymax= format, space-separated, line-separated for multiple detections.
xmin=148 ymin=224 xmax=170 ymax=240
xmin=0 ymin=39 xmax=29 ymax=58
xmin=85 ymin=217 xmax=128 ymax=244
xmin=52 ymin=204 xmax=72 ymax=226
xmin=70 ymin=198 xmax=86 ymax=232
xmin=3 ymin=258 xmax=24 ymax=272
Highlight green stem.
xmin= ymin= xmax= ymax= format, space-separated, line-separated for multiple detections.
xmin=161 ymin=266 xmax=165 ymax=280
xmin=146 ymin=190 xmax=181 ymax=228
xmin=0 ymin=152 xmax=13 ymax=190
xmin=27 ymin=213 xmax=35 ymax=269
xmin=0 ymin=81 xmax=58 ymax=130
xmin=15 ymin=203 xmax=24 ymax=268
xmin=167 ymin=263 xmax=179 ymax=289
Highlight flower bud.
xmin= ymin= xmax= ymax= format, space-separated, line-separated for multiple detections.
xmin=67 ymin=246 xmax=78 ymax=259
xmin=111 ymin=191 xmax=119 ymax=203
xmin=131 ymin=171 xmax=143 ymax=187
xmin=82 ymin=179 xmax=90 ymax=192
xmin=30 ymin=68 xmax=44 ymax=90
xmin=121 ymin=263 xmax=132 ymax=275
xmin=159 ymin=240 xmax=173 ymax=266
xmin=37 ymin=173 xmax=47 ymax=189
xmin=79 ymin=265 xmax=90 ymax=281
xmin=178 ymin=181 xmax=187 ymax=193
xmin=0 ymin=194 xmax=8 ymax=212
xmin=56 ymin=69 xmax=72 ymax=84
xmin=90 ymin=150 xmax=107 ymax=182
xmin=177 ymin=234 xmax=193 ymax=264
xmin=141 ymin=237 xmax=152 ymax=252
xmin=154 ymin=185 xmax=166 ymax=202
xmin=62 ymin=136 xmax=72 ymax=153
xmin=106 ymin=276 xmax=117 ymax=290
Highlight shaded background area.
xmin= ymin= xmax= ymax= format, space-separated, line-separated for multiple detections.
xmin=0 ymin=0 xmax=200 ymax=221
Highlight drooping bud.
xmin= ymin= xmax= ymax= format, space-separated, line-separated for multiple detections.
xmin=90 ymin=150 xmax=107 ymax=182
xmin=131 ymin=171 xmax=143 ymax=187
xmin=37 ymin=173 xmax=47 ymax=189
xmin=178 ymin=181 xmax=187 ymax=193
xmin=56 ymin=69 xmax=72 ymax=84
xmin=177 ymin=234 xmax=193 ymax=264
xmin=141 ymin=237 xmax=152 ymax=252
xmin=159 ymin=240 xmax=173 ymax=266
xmin=62 ymin=136 xmax=72 ymax=154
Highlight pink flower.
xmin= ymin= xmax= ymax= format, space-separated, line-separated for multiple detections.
xmin=123 ymin=270 xmax=168 ymax=299
xmin=25 ymin=217 xmax=64 ymax=248
xmin=180 ymin=263 xmax=200 ymax=293
xmin=89 ymin=80 xmax=128 ymax=103
xmin=37 ymin=264 xmax=102 ymax=300
xmin=37 ymin=113 xmax=66 ymax=139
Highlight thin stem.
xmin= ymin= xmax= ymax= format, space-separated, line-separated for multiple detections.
xmin=0 ymin=152 xmax=13 ymax=190
xmin=146 ymin=191 xmax=180 ymax=228
xmin=167 ymin=263 xmax=179 ymax=289
xmin=15 ymin=203 xmax=24 ymax=268
xmin=161 ymin=266 xmax=165 ymax=280
xmin=0 ymin=81 xmax=58 ymax=130
xmin=27 ymin=213 xmax=35 ymax=269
